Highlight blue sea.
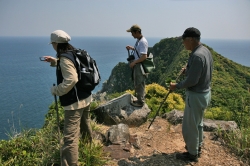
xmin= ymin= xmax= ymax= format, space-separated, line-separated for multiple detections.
xmin=0 ymin=36 xmax=250 ymax=140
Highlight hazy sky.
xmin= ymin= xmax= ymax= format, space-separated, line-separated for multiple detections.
xmin=0 ymin=0 xmax=250 ymax=39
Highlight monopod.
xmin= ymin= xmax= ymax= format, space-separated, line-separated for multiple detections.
xmin=147 ymin=68 xmax=185 ymax=129
xmin=53 ymin=84 xmax=61 ymax=142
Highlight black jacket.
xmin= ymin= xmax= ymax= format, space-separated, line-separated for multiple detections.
xmin=56 ymin=51 xmax=91 ymax=106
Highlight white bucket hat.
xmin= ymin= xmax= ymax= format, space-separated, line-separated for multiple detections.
xmin=50 ymin=30 xmax=71 ymax=44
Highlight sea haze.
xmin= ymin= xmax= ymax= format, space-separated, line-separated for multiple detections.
xmin=202 ymin=39 xmax=250 ymax=67
xmin=0 ymin=36 xmax=249 ymax=140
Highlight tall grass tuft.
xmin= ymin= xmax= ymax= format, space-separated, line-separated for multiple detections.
xmin=220 ymin=127 xmax=250 ymax=164
xmin=78 ymin=139 xmax=107 ymax=166
xmin=214 ymin=97 xmax=250 ymax=164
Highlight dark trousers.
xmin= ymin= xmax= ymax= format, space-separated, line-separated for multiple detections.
xmin=133 ymin=64 xmax=146 ymax=103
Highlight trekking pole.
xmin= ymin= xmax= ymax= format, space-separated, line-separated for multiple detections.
xmin=53 ymin=84 xmax=62 ymax=159
xmin=148 ymin=67 xmax=185 ymax=129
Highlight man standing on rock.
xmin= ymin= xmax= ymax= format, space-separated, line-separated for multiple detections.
xmin=126 ymin=24 xmax=148 ymax=107
xmin=170 ymin=27 xmax=213 ymax=162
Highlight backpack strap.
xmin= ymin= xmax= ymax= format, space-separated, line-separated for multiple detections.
xmin=60 ymin=51 xmax=83 ymax=78
xmin=71 ymin=49 xmax=93 ymax=72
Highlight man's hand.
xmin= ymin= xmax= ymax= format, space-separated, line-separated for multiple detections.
xmin=129 ymin=61 xmax=136 ymax=68
xmin=126 ymin=45 xmax=134 ymax=50
xmin=169 ymin=82 xmax=177 ymax=91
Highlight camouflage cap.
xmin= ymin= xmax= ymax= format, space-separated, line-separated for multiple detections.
xmin=126 ymin=24 xmax=141 ymax=32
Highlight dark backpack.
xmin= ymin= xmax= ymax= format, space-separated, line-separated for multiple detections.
xmin=73 ymin=49 xmax=101 ymax=91
xmin=70 ymin=49 xmax=101 ymax=92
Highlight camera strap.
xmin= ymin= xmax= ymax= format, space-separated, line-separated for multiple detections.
xmin=133 ymin=36 xmax=143 ymax=58
xmin=128 ymin=49 xmax=134 ymax=57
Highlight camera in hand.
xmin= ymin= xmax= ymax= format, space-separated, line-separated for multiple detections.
xmin=127 ymin=55 xmax=135 ymax=62
xmin=39 ymin=57 xmax=46 ymax=61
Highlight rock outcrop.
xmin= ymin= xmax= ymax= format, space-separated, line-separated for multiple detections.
xmin=93 ymin=93 xmax=151 ymax=127
xmin=162 ymin=109 xmax=238 ymax=131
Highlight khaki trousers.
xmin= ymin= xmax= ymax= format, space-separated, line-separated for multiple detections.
xmin=133 ymin=64 xmax=146 ymax=103
xmin=61 ymin=105 xmax=92 ymax=166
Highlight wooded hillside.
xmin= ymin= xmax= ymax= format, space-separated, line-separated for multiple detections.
xmin=101 ymin=37 xmax=250 ymax=124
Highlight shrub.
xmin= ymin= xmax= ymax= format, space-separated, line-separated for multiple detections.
xmin=205 ymin=107 xmax=233 ymax=120
xmin=126 ymin=83 xmax=185 ymax=118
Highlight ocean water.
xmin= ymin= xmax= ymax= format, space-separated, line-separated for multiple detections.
xmin=0 ymin=37 xmax=249 ymax=140
xmin=202 ymin=39 xmax=250 ymax=67
xmin=0 ymin=36 xmax=161 ymax=140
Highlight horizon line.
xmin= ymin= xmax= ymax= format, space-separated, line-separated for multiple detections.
xmin=0 ymin=36 xmax=250 ymax=41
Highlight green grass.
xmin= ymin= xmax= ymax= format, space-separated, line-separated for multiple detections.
xmin=0 ymin=127 xmax=108 ymax=166
xmin=0 ymin=102 xmax=109 ymax=166
xmin=1 ymin=83 xmax=250 ymax=165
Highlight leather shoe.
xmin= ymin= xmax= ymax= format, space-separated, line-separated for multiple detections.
xmin=131 ymin=101 xmax=144 ymax=107
xmin=176 ymin=152 xmax=198 ymax=162
xmin=185 ymin=145 xmax=202 ymax=157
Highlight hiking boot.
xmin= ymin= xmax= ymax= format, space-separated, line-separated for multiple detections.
xmin=176 ymin=152 xmax=198 ymax=162
xmin=131 ymin=101 xmax=144 ymax=107
xmin=185 ymin=145 xmax=202 ymax=157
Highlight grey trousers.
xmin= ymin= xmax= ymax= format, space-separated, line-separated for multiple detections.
xmin=182 ymin=90 xmax=211 ymax=155
xmin=133 ymin=64 xmax=146 ymax=103
xmin=62 ymin=105 xmax=92 ymax=166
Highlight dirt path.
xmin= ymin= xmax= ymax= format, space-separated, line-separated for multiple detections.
xmin=100 ymin=117 xmax=247 ymax=166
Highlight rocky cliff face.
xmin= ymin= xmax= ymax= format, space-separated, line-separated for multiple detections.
xmin=100 ymin=62 xmax=133 ymax=94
